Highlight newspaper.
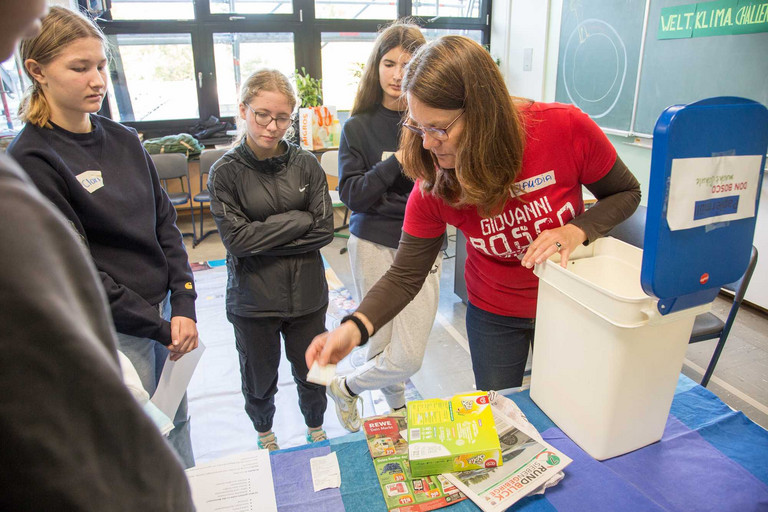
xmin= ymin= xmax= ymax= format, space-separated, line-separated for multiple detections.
xmin=362 ymin=414 xmax=467 ymax=512
xmin=442 ymin=392 xmax=572 ymax=512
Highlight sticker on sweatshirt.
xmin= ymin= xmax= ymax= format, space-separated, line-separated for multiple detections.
xmin=381 ymin=151 xmax=394 ymax=161
xmin=76 ymin=170 xmax=104 ymax=193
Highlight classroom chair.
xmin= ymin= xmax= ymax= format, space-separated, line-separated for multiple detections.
xmin=320 ymin=149 xmax=350 ymax=253
xmin=151 ymin=152 xmax=195 ymax=239
xmin=193 ymin=148 xmax=227 ymax=248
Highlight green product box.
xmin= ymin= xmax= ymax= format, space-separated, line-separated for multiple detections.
xmin=407 ymin=392 xmax=502 ymax=477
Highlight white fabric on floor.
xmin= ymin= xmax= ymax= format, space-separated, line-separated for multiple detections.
xmin=187 ymin=265 xmax=396 ymax=465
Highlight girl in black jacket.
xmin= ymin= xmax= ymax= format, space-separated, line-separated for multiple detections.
xmin=208 ymin=69 xmax=334 ymax=450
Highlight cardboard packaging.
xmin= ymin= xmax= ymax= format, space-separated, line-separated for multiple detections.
xmin=407 ymin=392 xmax=502 ymax=477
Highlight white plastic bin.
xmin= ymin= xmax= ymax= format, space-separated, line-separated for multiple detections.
xmin=530 ymin=237 xmax=710 ymax=460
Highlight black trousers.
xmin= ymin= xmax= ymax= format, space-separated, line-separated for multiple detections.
xmin=227 ymin=305 xmax=328 ymax=433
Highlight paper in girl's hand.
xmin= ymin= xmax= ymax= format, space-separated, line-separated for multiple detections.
xmin=307 ymin=361 xmax=337 ymax=386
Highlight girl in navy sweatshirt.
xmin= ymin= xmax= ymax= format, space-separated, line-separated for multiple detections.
xmin=9 ymin=6 xmax=198 ymax=468
xmin=327 ymin=22 xmax=443 ymax=432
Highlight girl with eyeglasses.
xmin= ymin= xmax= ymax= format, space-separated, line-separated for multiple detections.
xmin=208 ymin=69 xmax=334 ymax=451
xmin=9 ymin=6 xmax=199 ymax=469
xmin=307 ymin=36 xmax=641 ymax=392
xmin=326 ymin=21 xmax=443 ymax=432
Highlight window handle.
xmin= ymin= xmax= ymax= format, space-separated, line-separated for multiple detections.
xmin=198 ymin=72 xmax=203 ymax=89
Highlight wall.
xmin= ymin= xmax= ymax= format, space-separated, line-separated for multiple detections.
xmin=490 ymin=0 xmax=550 ymax=102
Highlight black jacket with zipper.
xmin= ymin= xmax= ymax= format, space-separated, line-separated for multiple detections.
xmin=208 ymin=139 xmax=334 ymax=317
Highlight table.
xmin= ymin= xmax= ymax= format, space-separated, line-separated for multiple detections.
xmin=268 ymin=374 xmax=768 ymax=511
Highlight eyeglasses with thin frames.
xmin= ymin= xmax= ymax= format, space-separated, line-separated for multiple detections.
xmin=244 ymin=103 xmax=294 ymax=130
xmin=402 ymin=111 xmax=464 ymax=141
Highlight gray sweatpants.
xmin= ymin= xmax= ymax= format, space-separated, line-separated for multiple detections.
xmin=345 ymin=235 xmax=442 ymax=409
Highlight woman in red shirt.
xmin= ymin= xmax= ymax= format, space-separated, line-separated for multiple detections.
xmin=307 ymin=36 xmax=641 ymax=391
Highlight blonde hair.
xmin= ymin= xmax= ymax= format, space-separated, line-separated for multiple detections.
xmin=351 ymin=20 xmax=425 ymax=117
xmin=400 ymin=36 xmax=527 ymax=217
xmin=18 ymin=6 xmax=107 ymax=128
xmin=234 ymin=69 xmax=297 ymax=147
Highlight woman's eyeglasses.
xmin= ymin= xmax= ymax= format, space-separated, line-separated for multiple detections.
xmin=402 ymin=111 xmax=464 ymax=141
xmin=244 ymin=103 xmax=294 ymax=130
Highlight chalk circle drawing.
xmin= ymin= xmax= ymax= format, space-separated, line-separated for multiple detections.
xmin=562 ymin=19 xmax=627 ymax=119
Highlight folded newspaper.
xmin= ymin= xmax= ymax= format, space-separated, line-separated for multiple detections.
xmin=443 ymin=391 xmax=572 ymax=512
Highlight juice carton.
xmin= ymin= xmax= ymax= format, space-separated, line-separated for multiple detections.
xmin=407 ymin=392 xmax=502 ymax=477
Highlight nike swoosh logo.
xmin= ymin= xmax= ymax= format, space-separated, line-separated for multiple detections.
xmin=299 ymin=185 xmax=308 ymax=192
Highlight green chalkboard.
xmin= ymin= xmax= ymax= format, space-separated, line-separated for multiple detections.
xmin=555 ymin=0 xmax=647 ymax=132
xmin=555 ymin=0 xmax=768 ymax=136
xmin=634 ymin=0 xmax=768 ymax=135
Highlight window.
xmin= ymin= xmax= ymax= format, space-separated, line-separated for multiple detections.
xmin=315 ymin=0 xmax=397 ymax=20
xmin=87 ymin=0 xmax=492 ymax=137
xmin=321 ymin=28 xmax=486 ymax=111
xmin=106 ymin=34 xmax=198 ymax=122
xmin=109 ymin=0 xmax=195 ymax=20
xmin=320 ymin=32 xmax=377 ymax=111
xmin=412 ymin=0 xmax=481 ymax=18
xmin=210 ymin=0 xmax=292 ymax=15
xmin=214 ymin=32 xmax=296 ymax=117
xmin=0 ymin=55 xmax=29 ymax=131
xmin=423 ymin=28 xmax=484 ymax=44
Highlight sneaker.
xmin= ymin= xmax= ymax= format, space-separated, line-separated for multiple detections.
xmin=257 ymin=432 xmax=280 ymax=452
xmin=306 ymin=428 xmax=328 ymax=444
xmin=328 ymin=376 xmax=362 ymax=432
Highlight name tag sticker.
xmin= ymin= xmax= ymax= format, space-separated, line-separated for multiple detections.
xmin=76 ymin=170 xmax=104 ymax=194
xmin=513 ymin=170 xmax=556 ymax=195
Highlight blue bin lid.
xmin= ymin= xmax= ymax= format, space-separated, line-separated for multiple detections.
xmin=643 ymin=97 xmax=768 ymax=315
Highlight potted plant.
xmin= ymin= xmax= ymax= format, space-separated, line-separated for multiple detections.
xmin=294 ymin=67 xmax=323 ymax=108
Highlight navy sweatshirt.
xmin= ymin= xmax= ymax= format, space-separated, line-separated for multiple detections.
xmin=9 ymin=115 xmax=196 ymax=346
xmin=338 ymin=104 xmax=416 ymax=249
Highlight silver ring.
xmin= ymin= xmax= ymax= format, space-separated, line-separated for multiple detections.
xmin=554 ymin=241 xmax=563 ymax=252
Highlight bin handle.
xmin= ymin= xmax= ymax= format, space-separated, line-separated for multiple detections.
xmin=640 ymin=306 xmax=657 ymax=324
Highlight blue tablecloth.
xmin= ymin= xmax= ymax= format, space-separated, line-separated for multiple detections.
xmin=269 ymin=375 xmax=768 ymax=511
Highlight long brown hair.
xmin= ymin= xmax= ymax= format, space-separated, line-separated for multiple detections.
xmin=234 ymin=69 xmax=297 ymax=147
xmin=400 ymin=36 xmax=526 ymax=217
xmin=18 ymin=6 xmax=106 ymax=128
xmin=350 ymin=20 xmax=425 ymax=117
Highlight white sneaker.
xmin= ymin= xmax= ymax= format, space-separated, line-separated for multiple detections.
xmin=328 ymin=376 xmax=362 ymax=432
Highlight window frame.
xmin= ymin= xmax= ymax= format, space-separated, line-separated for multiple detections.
xmin=85 ymin=0 xmax=493 ymax=139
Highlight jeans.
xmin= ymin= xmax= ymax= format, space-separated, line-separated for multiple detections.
xmin=227 ymin=305 xmax=328 ymax=433
xmin=115 ymin=292 xmax=195 ymax=469
xmin=465 ymin=301 xmax=535 ymax=391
